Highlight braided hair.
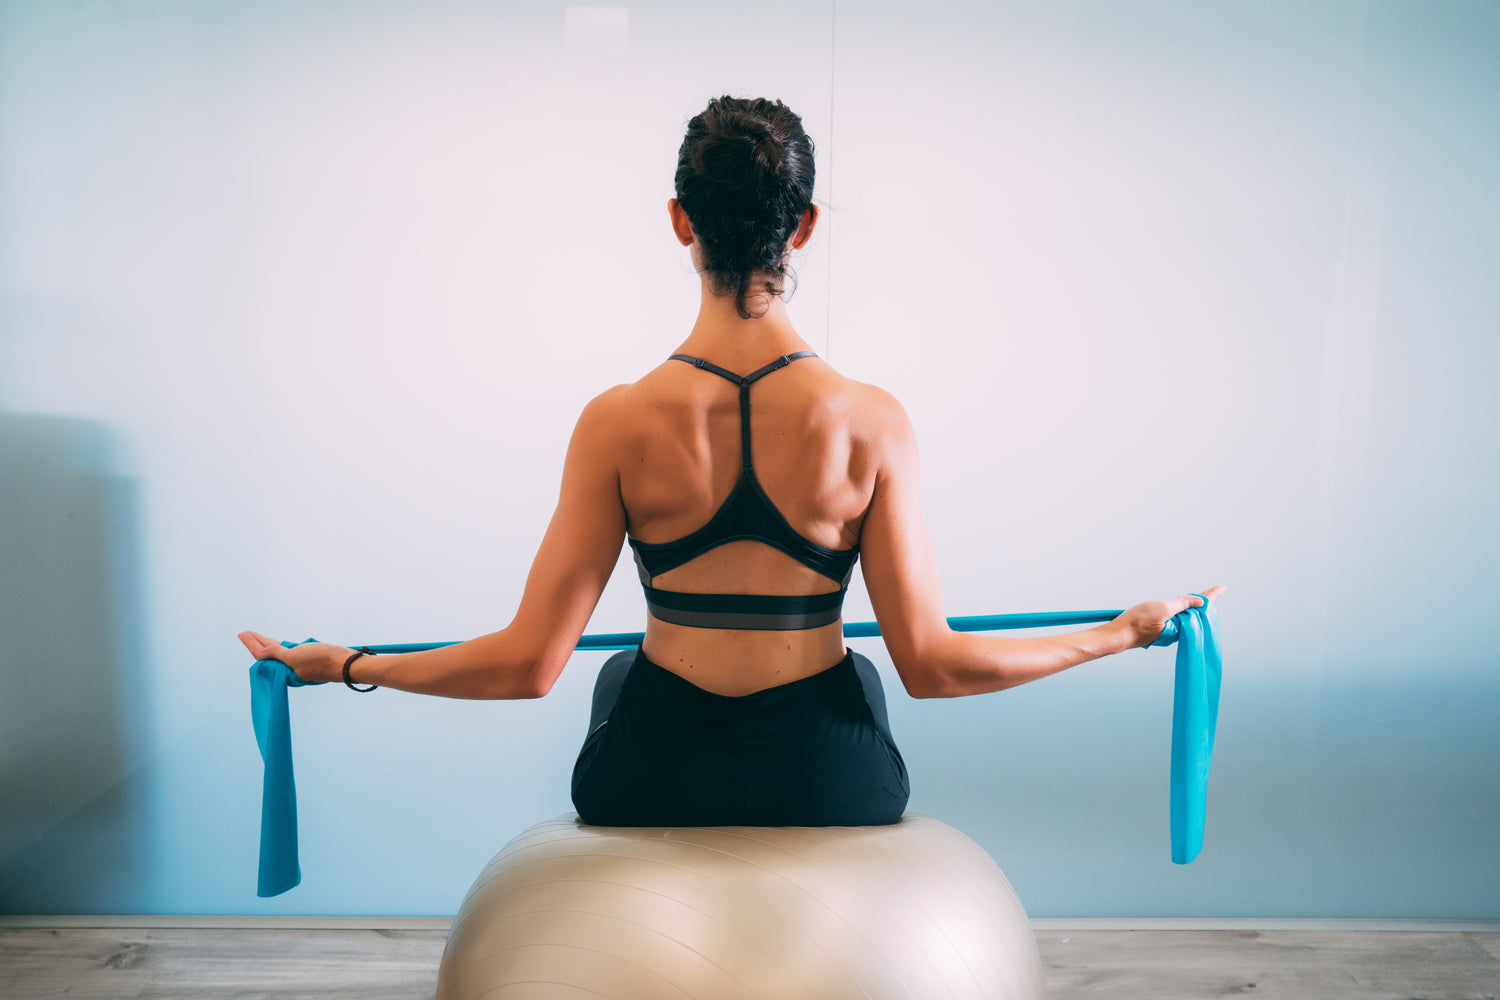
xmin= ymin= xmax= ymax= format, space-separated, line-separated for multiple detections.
xmin=673 ymin=96 xmax=816 ymax=320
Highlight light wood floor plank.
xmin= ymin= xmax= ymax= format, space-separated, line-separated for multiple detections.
xmin=0 ymin=928 xmax=447 ymax=1000
xmin=1034 ymin=929 xmax=1500 ymax=1000
xmin=1473 ymin=932 xmax=1500 ymax=965
xmin=2 ymin=927 xmax=1497 ymax=999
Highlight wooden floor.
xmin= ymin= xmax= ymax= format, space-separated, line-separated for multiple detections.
xmin=1 ymin=927 xmax=1497 ymax=999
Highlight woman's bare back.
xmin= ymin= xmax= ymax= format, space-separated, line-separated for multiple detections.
xmin=616 ymin=352 xmax=880 ymax=695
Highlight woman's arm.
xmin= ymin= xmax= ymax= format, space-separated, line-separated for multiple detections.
xmin=857 ymin=388 xmax=1220 ymax=698
xmin=239 ymin=387 xmax=630 ymax=699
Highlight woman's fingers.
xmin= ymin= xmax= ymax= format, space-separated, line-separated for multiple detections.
xmin=1167 ymin=585 xmax=1225 ymax=617
xmin=1114 ymin=585 xmax=1226 ymax=651
xmin=1164 ymin=594 xmax=1200 ymax=617
xmin=237 ymin=632 xmax=345 ymax=682
xmin=238 ymin=630 xmax=284 ymax=662
xmin=1179 ymin=586 xmax=1228 ymax=612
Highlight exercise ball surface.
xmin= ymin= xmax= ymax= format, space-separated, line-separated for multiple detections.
xmin=436 ymin=813 xmax=1045 ymax=1000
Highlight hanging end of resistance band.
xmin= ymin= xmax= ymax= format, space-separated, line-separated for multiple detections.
xmin=1171 ymin=838 xmax=1205 ymax=866
xmin=1166 ymin=596 xmax=1221 ymax=865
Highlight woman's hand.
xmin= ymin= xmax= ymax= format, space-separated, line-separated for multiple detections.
xmin=1113 ymin=585 xmax=1226 ymax=650
xmin=238 ymin=630 xmax=353 ymax=684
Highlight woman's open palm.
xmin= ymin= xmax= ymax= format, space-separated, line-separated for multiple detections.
xmin=239 ymin=630 xmax=351 ymax=684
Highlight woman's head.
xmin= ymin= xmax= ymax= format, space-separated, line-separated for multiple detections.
xmin=673 ymin=96 xmax=817 ymax=320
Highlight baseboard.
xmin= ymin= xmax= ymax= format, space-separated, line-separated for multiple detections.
xmin=0 ymin=915 xmax=453 ymax=930
xmin=1029 ymin=918 xmax=1500 ymax=932
xmin=2 ymin=915 xmax=1497 ymax=932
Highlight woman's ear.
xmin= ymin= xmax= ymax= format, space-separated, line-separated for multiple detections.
xmin=668 ymin=198 xmax=695 ymax=247
xmin=791 ymin=204 xmax=819 ymax=250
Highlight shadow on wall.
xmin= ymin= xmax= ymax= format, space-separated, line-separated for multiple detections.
xmin=0 ymin=413 xmax=152 ymax=913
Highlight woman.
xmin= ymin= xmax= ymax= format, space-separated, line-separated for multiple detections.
xmin=238 ymin=95 xmax=1223 ymax=827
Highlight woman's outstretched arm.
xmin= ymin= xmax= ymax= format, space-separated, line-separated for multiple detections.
xmin=237 ymin=387 xmax=630 ymax=699
xmin=857 ymin=387 xmax=1222 ymax=699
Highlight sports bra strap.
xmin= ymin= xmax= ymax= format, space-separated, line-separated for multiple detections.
xmin=668 ymin=353 xmax=741 ymax=385
xmin=668 ymin=351 xmax=816 ymax=387
xmin=668 ymin=351 xmax=818 ymax=470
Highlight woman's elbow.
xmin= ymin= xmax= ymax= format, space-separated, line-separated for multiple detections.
xmin=508 ymin=676 xmax=550 ymax=700
xmin=516 ymin=652 xmax=568 ymax=700
xmin=900 ymin=675 xmax=938 ymax=699
xmin=901 ymin=671 xmax=961 ymax=699
xmin=893 ymin=655 xmax=949 ymax=700
xmin=469 ymin=658 xmax=551 ymax=700
xmin=890 ymin=631 xmax=957 ymax=699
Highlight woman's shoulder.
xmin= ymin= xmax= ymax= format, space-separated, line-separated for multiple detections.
xmin=819 ymin=367 xmax=914 ymax=441
xmin=583 ymin=357 xmax=913 ymax=443
xmin=584 ymin=362 xmax=680 ymax=418
xmin=837 ymin=372 xmax=907 ymax=416
xmin=779 ymin=361 xmax=920 ymax=466
xmin=570 ymin=368 xmax=680 ymax=446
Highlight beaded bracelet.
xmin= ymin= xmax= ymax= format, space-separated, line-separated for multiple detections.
xmin=342 ymin=647 xmax=378 ymax=692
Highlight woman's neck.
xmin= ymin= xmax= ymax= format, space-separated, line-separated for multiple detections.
xmin=678 ymin=286 xmax=813 ymax=365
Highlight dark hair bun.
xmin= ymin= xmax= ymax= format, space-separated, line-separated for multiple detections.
xmin=675 ymin=97 xmax=815 ymax=318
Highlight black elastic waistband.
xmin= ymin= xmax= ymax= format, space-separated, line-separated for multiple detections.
xmin=624 ymin=646 xmax=857 ymax=711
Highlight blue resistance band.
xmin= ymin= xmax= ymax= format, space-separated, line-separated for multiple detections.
xmin=249 ymin=601 xmax=1219 ymax=896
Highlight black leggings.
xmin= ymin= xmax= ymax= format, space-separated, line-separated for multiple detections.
xmin=571 ymin=647 xmax=909 ymax=827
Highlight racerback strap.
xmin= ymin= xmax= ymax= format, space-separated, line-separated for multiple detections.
xmin=669 ymin=352 xmax=817 ymax=470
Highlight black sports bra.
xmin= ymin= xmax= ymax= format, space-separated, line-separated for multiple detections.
xmin=627 ymin=352 xmax=860 ymax=630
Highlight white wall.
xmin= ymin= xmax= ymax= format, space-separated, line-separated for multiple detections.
xmin=2 ymin=0 xmax=1496 ymax=917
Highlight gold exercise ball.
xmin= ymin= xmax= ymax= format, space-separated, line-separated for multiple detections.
xmin=436 ymin=813 xmax=1046 ymax=1000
